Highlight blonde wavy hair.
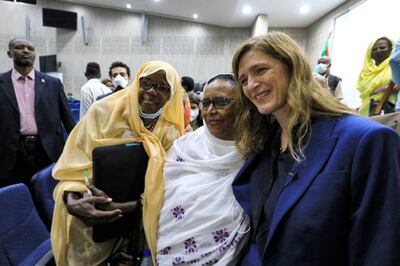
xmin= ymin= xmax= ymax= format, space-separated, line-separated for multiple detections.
xmin=232 ymin=32 xmax=354 ymax=160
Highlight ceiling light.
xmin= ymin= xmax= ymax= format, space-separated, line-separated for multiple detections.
xmin=126 ymin=3 xmax=132 ymax=9
xmin=154 ymin=0 xmax=160 ymax=2
xmin=193 ymin=13 xmax=198 ymax=19
xmin=300 ymin=5 xmax=310 ymax=14
xmin=242 ymin=5 xmax=252 ymax=15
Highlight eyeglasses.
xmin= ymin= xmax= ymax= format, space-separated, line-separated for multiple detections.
xmin=140 ymin=78 xmax=171 ymax=96
xmin=200 ymin=97 xmax=237 ymax=110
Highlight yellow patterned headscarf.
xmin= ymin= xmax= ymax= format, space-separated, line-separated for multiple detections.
xmin=51 ymin=61 xmax=184 ymax=265
xmin=357 ymin=37 xmax=395 ymax=116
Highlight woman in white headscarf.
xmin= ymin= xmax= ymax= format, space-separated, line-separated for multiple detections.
xmin=157 ymin=74 xmax=250 ymax=265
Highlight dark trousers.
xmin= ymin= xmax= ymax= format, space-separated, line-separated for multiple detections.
xmin=0 ymin=136 xmax=51 ymax=188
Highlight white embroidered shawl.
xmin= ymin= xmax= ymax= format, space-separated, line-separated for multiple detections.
xmin=157 ymin=126 xmax=250 ymax=265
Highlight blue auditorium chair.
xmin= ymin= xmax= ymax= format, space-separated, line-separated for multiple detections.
xmin=68 ymin=100 xmax=80 ymax=110
xmin=0 ymin=184 xmax=53 ymax=266
xmin=71 ymin=108 xmax=80 ymax=122
xmin=31 ymin=164 xmax=58 ymax=229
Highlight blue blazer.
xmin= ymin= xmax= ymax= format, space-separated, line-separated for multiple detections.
xmin=0 ymin=70 xmax=75 ymax=180
xmin=233 ymin=115 xmax=400 ymax=266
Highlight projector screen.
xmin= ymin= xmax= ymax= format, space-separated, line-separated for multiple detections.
xmin=331 ymin=0 xmax=400 ymax=109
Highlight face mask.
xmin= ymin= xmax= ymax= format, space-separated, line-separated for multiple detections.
xmin=139 ymin=106 xmax=163 ymax=119
xmin=112 ymin=74 xmax=129 ymax=88
xmin=315 ymin=63 xmax=328 ymax=75
xmin=372 ymin=51 xmax=391 ymax=65
xmin=190 ymin=108 xmax=199 ymax=122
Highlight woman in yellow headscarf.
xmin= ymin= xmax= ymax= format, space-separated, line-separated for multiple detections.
xmin=51 ymin=61 xmax=184 ymax=265
xmin=357 ymin=36 xmax=397 ymax=116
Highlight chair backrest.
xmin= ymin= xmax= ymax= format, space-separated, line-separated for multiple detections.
xmin=370 ymin=111 xmax=400 ymax=134
xmin=0 ymin=184 xmax=51 ymax=265
xmin=71 ymin=108 xmax=80 ymax=122
xmin=68 ymin=101 xmax=80 ymax=110
xmin=31 ymin=163 xmax=58 ymax=229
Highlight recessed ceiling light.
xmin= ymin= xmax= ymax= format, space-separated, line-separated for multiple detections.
xmin=300 ymin=5 xmax=310 ymax=14
xmin=193 ymin=13 xmax=198 ymax=19
xmin=242 ymin=5 xmax=252 ymax=15
xmin=154 ymin=0 xmax=160 ymax=2
xmin=126 ymin=3 xmax=132 ymax=9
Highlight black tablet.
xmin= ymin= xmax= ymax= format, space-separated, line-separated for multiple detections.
xmin=92 ymin=142 xmax=148 ymax=242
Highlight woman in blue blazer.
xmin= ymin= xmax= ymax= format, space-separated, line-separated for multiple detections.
xmin=231 ymin=32 xmax=400 ymax=266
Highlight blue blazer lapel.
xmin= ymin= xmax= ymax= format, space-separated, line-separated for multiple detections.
xmin=0 ymin=71 xmax=19 ymax=112
xmin=251 ymin=152 xmax=274 ymax=234
xmin=264 ymin=118 xmax=338 ymax=251
xmin=232 ymin=153 xmax=258 ymax=217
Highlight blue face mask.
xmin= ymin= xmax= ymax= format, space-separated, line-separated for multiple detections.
xmin=139 ymin=106 xmax=163 ymax=119
xmin=190 ymin=108 xmax=199 ymax=122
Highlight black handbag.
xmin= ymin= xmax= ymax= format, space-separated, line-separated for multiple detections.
xmin=92 ymin=142 xmax=148 ymax=242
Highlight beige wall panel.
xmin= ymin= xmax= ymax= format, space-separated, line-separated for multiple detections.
xmin=0 ymin=0 xmax=249 ymax=97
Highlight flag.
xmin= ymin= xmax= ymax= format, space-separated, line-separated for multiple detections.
xmin=321 ymin=32 xmax=332 ymax=57
xmin=321 ymin=39 xmax=329 ymax=57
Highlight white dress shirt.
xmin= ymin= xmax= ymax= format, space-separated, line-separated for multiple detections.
xmin=79 ymin=79 xmax=111 ymax=118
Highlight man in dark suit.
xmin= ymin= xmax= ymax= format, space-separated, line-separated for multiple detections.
xmin=0 ymin=37 xmax=75 ymax=187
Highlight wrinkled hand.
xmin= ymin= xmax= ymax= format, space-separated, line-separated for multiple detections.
xmin=65 ymin=191 xmax=122 ymax=226
xmin=86 ymin=183 xmax=141 ymax=215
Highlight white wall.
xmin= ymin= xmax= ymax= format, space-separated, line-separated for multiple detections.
xmin=306 ymin=0 xmax=365 ymax=66
xmin=1 ymin=0 xmax=390 ymax=106
xmin=0 ymin=0 xmax=249 ymax=97
xmin=306 ymin=0 xmax=372 ymax=109
xmin=331 ymin=0 xmax=400 ymax=108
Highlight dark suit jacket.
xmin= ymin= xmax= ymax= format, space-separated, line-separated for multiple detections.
xmin=0 ymin=70 xmax=75 ymax=180
xmin=233 ymin=115 xmax=400 ymax=266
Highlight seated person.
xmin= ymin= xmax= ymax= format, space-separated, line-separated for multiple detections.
xmin=51 ymin=61 xmax=185 ymax=266
xmin=157 ymin=74 xmax=250 ymax=265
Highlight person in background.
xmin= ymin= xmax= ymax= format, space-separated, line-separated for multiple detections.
xmin=110 ymin=61 xmax=131 ymax=91
xmin=0 ymin=37 xmax=75 ymax=188
xmin=188 ymin=91 xmax=203 ymax=130
xmin=181 ymin=77 xmax=193 ymax=132
xmin=390 ymin=38 xmax=400 ymax=111
xmin=157 ymin=74 xmax=250 ymax=265
xmin=97 ymin=61 xmax=131 ymax=100
xmin=193 ymin=81 xmax=204 ymax=95
xmin=357 ymin=37 xmax=398 ymax=116
xmin=232 ymin=32 xmax=400 ymax=265
xmin=79 ymin=62 xmax=111 ymax=118
xmin=101 ymin=78 xmax=114 ymax=92
xmin=314 ymin=56 xmax=343 ymax=99
xmin=181 ymin=76 xmax=194 ymax=93
xmin=51 ymin=61 xmax=184 ymax=266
